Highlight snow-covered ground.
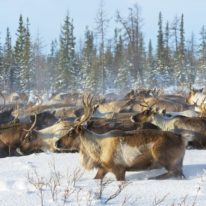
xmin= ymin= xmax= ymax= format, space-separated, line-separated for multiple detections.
xmin=0 ymin=150 xmax=206 ymax=206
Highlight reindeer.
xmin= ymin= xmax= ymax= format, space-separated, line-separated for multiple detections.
xmin=19 ymin=120 xmax=74 ymax=155
xmin=186 ymin=86 xmax=206 ymax=105
xmin=55 ymin=119 xmax=160 ymax=153
xmin=139 ymin=97 xmax=189 ymax=112
xmin=56 ymin=95 xmax=187 ymax=181
xmin=131 ymin=107 xmax=206 ymax=148
xmin=194 ymin=97 xmax=206 ymax=117
xmin=0 ymin=115 xmax=37 ymax=157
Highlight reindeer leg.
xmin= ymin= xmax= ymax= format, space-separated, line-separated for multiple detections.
xmin=0 ymin=140 xmax=8 ymax=158
xmin=148 ymin=169 xmax=185 ymax=180
xmin=111 ymin=166 xmax=126 ymax=181
xmin=94 ymin=167 xmax=108 ymax=179
xmin=149 ymin=157 xmax=185 ymax=180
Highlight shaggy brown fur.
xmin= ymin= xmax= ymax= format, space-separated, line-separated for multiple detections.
xmin=0 ymin=122 xmax=34 ymax=157
xmin=57 ymin=126 xmax=186 ymax=180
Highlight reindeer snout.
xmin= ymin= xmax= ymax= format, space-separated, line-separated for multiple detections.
xmin=130 ymin=115 xmax=136 ymax=123
xmin=56 ymin=140 xmax=64 ymax=149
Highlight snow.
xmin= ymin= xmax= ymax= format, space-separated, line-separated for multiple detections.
xmin=0 ymin=150 xmax=205 ymax=205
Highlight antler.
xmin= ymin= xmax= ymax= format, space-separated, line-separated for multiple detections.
xmin=193 ymin=98 xmax=199 ymax=107
xmin=140 ymin=99 xmax=150 ymax=108
xmin=199 ymin=97 xmax=206 ymax=116
xmin=23 ymin=113 xmax=37 ymax=139
xmin=75 ymin=94 xmax=94 ymax=127
xmin=140 ymin=99 xmax=156 ymax=111
xmin=151 ymin=88 xmax=160 ymax=97
xmin=35 ymin=94 xmax=43 ymax=105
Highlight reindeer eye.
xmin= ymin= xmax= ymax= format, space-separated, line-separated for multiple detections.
xmin=68 ymin=130 xmax=75 ymax=137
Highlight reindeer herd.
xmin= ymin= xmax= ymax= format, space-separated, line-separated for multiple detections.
xmin=0 ymin=86 xmax=206 ymax=181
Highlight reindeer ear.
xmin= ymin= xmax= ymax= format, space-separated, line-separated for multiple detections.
xmin=143 ymin=110 xmax=148 ymax=115
xmin=68 ymin=127 xmax=75 ymax=136
xmin=161 ymin=108 xmax=166 ymax=115
xmin=152 ymin=106 xmax=159 ymax=113
xmin=93 ymin=104 xmax=99 ymax=111
xmin=200 ymin=88 xmax=204 ymax=93
xmin=191 ymin=88 xmax=195 ymax=94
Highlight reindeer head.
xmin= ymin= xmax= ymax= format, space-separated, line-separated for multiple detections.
xmin=55 ymin=127 xmax=80 ymax=152
xmin=194 ymin=97 xmax=206 ymax=116
xmin=56 ymin=94 xmax=94 ymax=151
xmin=130 ymin=103 xmax=158 ymax=123
xmin=18 ymin=114 xmax=40 ymax=154
xmin=186 ymin=86 xmax=203 ymax=104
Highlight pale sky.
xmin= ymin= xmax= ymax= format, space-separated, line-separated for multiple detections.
xmin=0 ymin=0 xmax=206 ymax=51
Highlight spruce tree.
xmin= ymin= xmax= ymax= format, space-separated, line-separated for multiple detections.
xmin=198 ymin=26 xmax=206 ymax=66
xmin=81 ymin=27 xmax=97 ymax=92
xmin=155 ymin=12 xmax=166 ymax=86
xmin=14 ymin=14 xmax=26 ymax=91
xmin=138 ymin=32 xmax=146 ymax=86
xmin=186 ymin=33 xmax=196 ymax=83
xmin=157 ymin=12 xmax=164 ymax=68
xmin=21 ymin=18 xmax=32 ymax=91
xmin=116 ymin=5 xmax=144 ymax=86
xmin=164 ymin=21 xmax=171 ymax=66
xmin=171 ymin=16 xmax=180 ymax=85
xmin=95 ymin=0 xmax=109 ymax=94
xmin=115 ymin=34 xmax=130 ymax=92
xmin=147 ymin=39 xmax=154 ymax=66
xmin=48 ymin=39 xmax=58 ymax=91
xmin=197 ymin=25 xmax=206 ymax=84
xmin=148 ymin=39 xmax=162 ymax=86
xmin=178 ymin=14 xmax=186 ymax=82
xmin=55 ymin=14 xmax=77 ymax=92
xmin=104 ymin=41 xmax=115 ymax=90
xmin=146 ymin=39 xmax=155 ymax=85
xmin=3 ymin=27 xmax=15 ymax=92
xmin=164 ymin=21 xmax=173 ymax=84
xmin=32 ymin=32 xmax=47 ymax=91
xmin=0 ymin=34 xmax=3 ymax=89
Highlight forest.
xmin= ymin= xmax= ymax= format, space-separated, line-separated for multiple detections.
xmin=0 ymin=4 xmax=206 ymax=95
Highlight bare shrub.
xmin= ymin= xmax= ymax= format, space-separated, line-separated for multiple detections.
xmin=47 ymin=159 xmax=62 ymax=201
xmin=62 ymin=186 xmax=75 ymax=206
xmin=27 ymin=169 xmax=47 ymax=206
xmin=104 ymin=181 xmax=129 ymax=204
xmin=66 ymin=167 xmax=84 ymax=187
xmin=152 ymin=193 xmax=169 ymax=206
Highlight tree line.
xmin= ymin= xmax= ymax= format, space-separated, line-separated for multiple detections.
xmin=0 ymin=4 xmax=206 ymax=95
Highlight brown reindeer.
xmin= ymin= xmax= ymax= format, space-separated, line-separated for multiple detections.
xmin=56 ymin=95 xmax=187 ymax=181
xmin=19 ymin=120 xmax=74 ymax=155
xmin=0 ymin=115 xmax=37 ymax=157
